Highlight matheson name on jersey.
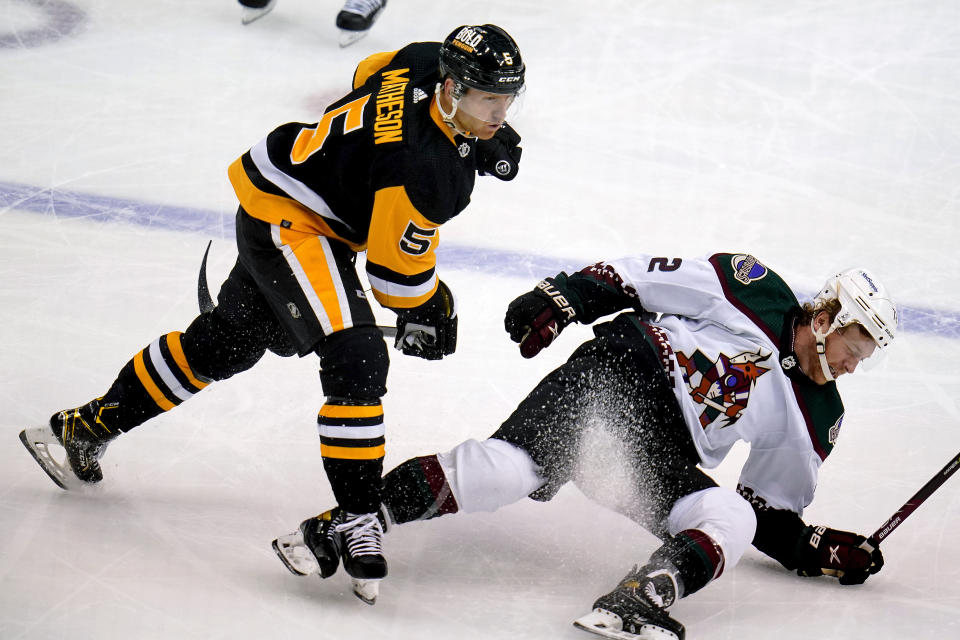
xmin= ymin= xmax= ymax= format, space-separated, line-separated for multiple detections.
xmin=374 ymin=68 xmax=409 ymax=144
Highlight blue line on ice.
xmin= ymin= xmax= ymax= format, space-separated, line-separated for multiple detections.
xmin=2 ymin=179 xmax=957 ymax=339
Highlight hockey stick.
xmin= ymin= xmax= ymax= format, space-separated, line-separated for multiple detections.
xmin=195 ymin=241 xmax=398 ymax=338
xmin=198 ymin=240 xmax=215 ymax=314
xmin=861 ymin=450 xmax=960 ymax=553
xmin=378 ymin=325 xmax=397 ymax=338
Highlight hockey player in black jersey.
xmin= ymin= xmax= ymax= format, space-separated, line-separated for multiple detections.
xmin=20 ymin=24 xmax=525 ymax=605
xmin=287 ymin=254 xmax=896 ymax=636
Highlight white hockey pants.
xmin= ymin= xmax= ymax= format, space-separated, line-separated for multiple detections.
xmin=437 ymin=437 xmax=756 ymax=570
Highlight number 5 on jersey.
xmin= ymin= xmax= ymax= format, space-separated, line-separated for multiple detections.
xmin=290 ymin=95 xmax=371 ymax=164
xmin=399 ymin=222 xmax=436 ymax=255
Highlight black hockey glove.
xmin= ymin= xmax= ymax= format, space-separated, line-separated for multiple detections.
xmin=796 ymin=525 xmax=884 ymax=585
xmin=504 ymin=275 xmax=579 ymax=359
xmin=476 ymin=123 xmax=521 ymax=181
xmin=394 ymin=281 xmax=457 ymax=360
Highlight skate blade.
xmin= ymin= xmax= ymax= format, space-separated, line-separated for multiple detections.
xmin=272 ymin=531 xmax=319 ymax=576
xmin=338 ymin=29 xmax=370 ymax=48
xmin=19 ymin=426 xmax=74 ymax=490
xmin=351 ymin=578 xmax=380 ymax=605
xmin=241 ymin=0 xmax=276 ymax=25
xmin=573 ymin=609 xmax=680 ymax=640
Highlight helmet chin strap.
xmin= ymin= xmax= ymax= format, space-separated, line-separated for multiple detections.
xmin=435 ymin=83 xmax=473 ymax=138
xmin=811 ymin=318 xmax=837 ymax=382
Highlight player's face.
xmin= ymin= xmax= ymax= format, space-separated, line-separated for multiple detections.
xmin=454 ymin=88 xmax=518 ymax=139
xmin=823 ymin=325 xmax=877 ymax=380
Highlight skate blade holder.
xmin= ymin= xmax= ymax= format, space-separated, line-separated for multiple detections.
xmin=19 ymin=426 xmax=77 ymax=490
xmin=574 ymin=608 xmax=680 ymax=640
xmin=339 ymin=29 xmax=371 ymax=48
xmin=272 ymin=531 xmax=319 ymax=576
xmin=272 ymin=532 xmax=380 ymax=605
xmin=351 ymin=578 xmax=380 ymax=605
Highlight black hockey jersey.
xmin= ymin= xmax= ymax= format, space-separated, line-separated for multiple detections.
xmin=228 ymin=42 xmax=478 ymax=310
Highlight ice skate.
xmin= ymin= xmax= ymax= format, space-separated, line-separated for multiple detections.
xmin=19 ymin=399 xmax=118 ymax=490
xmin=273 ymin=508 xmax=344 ymax=578
xmin=574 ymin=564 xmax=685 ymax=640
xmin=273 ymin=507 xmax=387 ymax=604
xmin=336 ymin=0 xmax=387 ymax=47
xmin=239 ymin=0 xmax=276 ymax=25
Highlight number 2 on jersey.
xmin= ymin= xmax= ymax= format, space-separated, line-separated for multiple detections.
xmin=648 ymin=257 xmax=682 ymax=272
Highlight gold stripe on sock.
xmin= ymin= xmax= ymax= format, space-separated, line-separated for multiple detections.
xmin=133 ymin=351 xmax=175 ymax=411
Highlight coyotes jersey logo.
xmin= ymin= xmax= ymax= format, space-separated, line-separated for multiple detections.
xmin=677 ymin=349 xmax=771 ymax=429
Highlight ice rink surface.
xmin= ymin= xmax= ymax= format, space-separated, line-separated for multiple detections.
xmin=1 ymin=1 xmax=959 ymax=638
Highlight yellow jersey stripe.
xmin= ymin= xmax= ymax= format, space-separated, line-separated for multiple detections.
xmin=228 ymin=157 xmax=366 ymax=251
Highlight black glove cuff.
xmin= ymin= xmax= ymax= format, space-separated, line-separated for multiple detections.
xmin=477 ymin=124 xmax=522 ymax=181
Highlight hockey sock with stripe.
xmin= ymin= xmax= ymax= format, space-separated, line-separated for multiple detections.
xmin=649 ymin=529 xmax=726 ymax=598
xmin=381 ymin=454 xmax=459 ymax=524
xmin=318 ymin=398 xmax=385 ymax=514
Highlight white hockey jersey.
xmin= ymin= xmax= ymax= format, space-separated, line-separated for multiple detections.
xmin=577 ymin=253 xmax=844 ymax=516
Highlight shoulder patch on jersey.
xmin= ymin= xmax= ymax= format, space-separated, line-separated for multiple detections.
xmin=731 ymin=254 xmax=768 ymax=284
xmin=709 ymin=253 xmax=799 ymax=344
xmin=676 ymin=347 xmax=772 ymax=430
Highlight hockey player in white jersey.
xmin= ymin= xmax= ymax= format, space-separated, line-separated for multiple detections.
xmin=274 ymin=252 xmax=895 ymax=638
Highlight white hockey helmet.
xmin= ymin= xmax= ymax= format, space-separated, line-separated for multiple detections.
xmin=811 ymin=267 xmax=899 ymax=381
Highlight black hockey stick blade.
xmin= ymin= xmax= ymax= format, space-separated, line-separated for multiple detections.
xmin=863 ymin=450 xmax=960 ymax=552
xmin=198 ymin=240 xmax=215 ymax=314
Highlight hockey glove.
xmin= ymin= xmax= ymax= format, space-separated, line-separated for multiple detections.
xmin=476 ymin=123 xmax=521 ymax=181
xmin=504 ymin=275 xmax=579 ymax=359
xmin=796 ymin=525 xmax=884 ymax=585
xmin=394 ymin=281 xmax=457 ymax=360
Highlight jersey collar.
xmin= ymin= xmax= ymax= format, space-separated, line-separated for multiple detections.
xmin=779 ymin=307 xmax=811 ymax=382
xmin=430 ymin=97 xmax=459 ymax=145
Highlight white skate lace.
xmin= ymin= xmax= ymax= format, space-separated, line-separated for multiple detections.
xmin=336 ymin=513 xmax=384 ymax=557
xmin=340 ymin=0 xmax=383 ymax=17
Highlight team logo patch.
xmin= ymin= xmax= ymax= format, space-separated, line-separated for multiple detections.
xmin=731 ymin=254 xmax=767 ymax=284
xmin=677 ymin=348 xmax=771 ymax=429
xmin=413 ymin=88 xmax=428 ymax=103
xmin=458 ymin=142 xmax=471 ymax=158
xmin=828 ymin=414 xmax=844 ymax=445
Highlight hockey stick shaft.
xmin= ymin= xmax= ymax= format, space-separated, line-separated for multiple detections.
xmin=862 ymin=450 xmax=960 ymax=552
xmin=378 ymin=325 xmax=397 ymax=338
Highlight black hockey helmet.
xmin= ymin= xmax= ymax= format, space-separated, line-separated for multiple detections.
xmin=439 ymin=25 xmax=525 ymax=96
